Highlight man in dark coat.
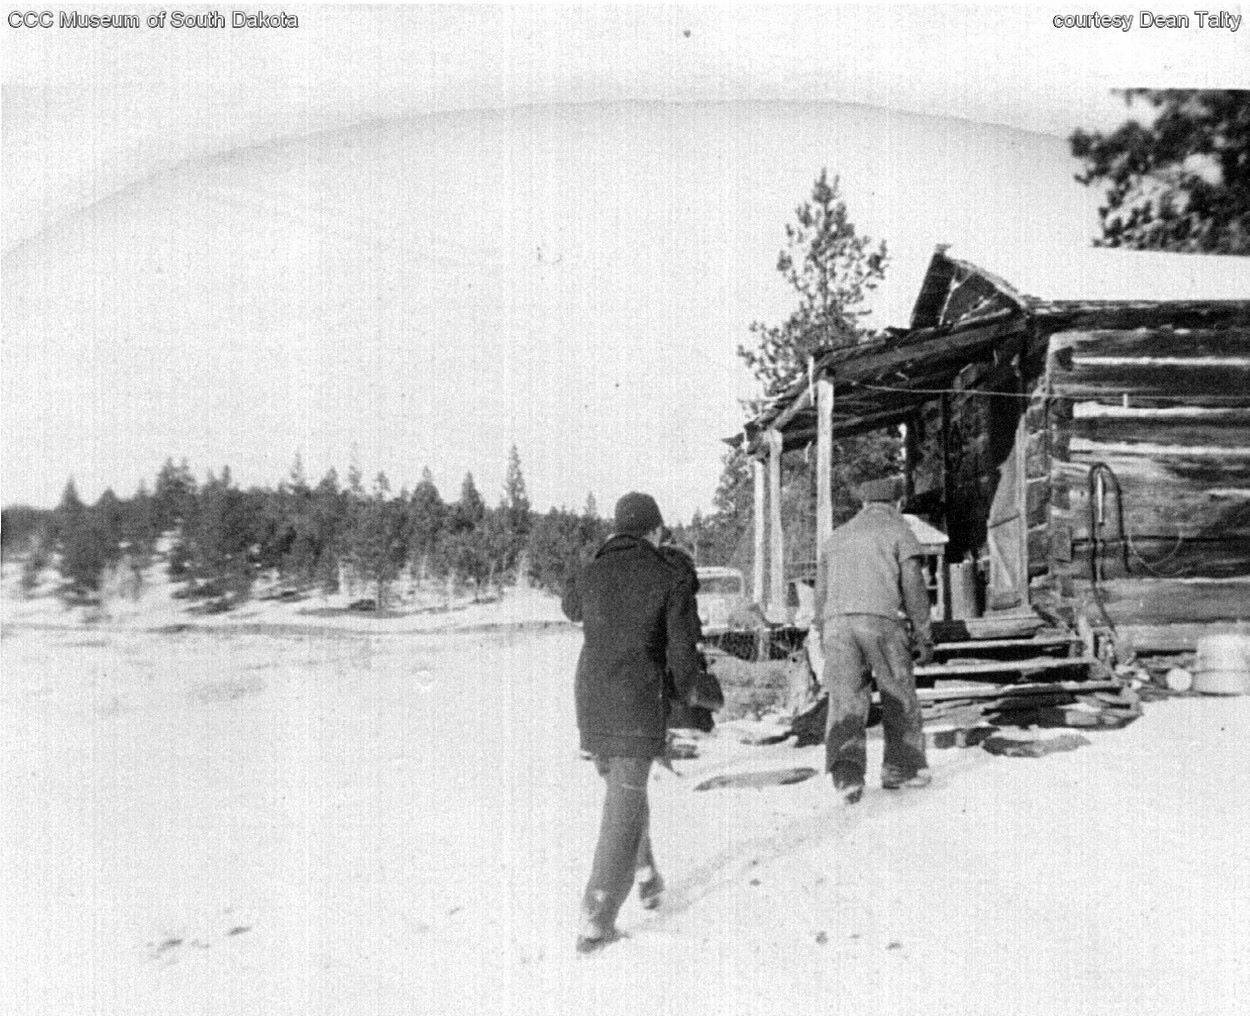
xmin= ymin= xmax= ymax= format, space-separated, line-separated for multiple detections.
xmin=656 ymin=537 xmax=722 ymax=733
xmin=561 ymin=492 xmax=704 ymax=953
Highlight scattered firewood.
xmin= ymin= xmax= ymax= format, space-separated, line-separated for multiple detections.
xmin=717 ymin=718 xmax=793 ymax=746
xmin=694 ymin=767 xmax=818 ymax=792
xmin=790 ymin=695 xmax=828 ymax=748
xmin=982 ymin=733 xmax=1092 ymax=758
xmin=928 ymin=725 xmax=998 ymax=750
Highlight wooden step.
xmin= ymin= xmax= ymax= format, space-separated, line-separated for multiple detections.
xmin=932 ymin=615 xmax=1048 ymax=641
xmin=916 ymin=655 xmax=1097 ymax=679
xmin=913 ymin=677 xmax=1119 ymax=703
xmin=933 ymin=635 xmax=1081 ymax=653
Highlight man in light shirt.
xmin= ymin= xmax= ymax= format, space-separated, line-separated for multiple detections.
xmin=813 ymin=476 xmax=933 ymax=804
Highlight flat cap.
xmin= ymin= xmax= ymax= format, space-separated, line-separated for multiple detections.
xmin=855 ymin=476 xmax=905 ymax=503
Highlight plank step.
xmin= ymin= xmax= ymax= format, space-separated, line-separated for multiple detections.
xmin=916 ymin=656 xmax=1097 ymax=678
xmin=933 ymin=635 xmax=1082 ymax=652
xmin=913 ymin=677 xmax=1118 ymax=703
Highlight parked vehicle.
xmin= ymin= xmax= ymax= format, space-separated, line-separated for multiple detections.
xmin=695 ymin=566 xmax=747 ymax=633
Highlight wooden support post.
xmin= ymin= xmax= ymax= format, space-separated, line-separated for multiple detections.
xmin=815 ymin=379 xmax=835 ymax=567
xmin=752 ymin=457 xmax=766 ymax=605
xmin=767 ymin=429 xmax=785 ymax=621
xmin=903 ymin=410 xmax=919 ymax=504
xmin=939 ymin=393 xmax=954 ymax=534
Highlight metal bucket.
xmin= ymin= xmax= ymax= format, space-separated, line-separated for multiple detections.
xmin=1194 ymin=632 xmax=1250 ymax=696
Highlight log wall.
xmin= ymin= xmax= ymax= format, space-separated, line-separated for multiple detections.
xmin=1043 ymin=321 xmax=1250 ymax=627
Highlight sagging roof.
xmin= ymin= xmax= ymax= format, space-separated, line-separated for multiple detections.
xmin=737 ymin=246 xmax=1250 ymax=454
xmin=911 ymin=245 xmax=1250 ymax=330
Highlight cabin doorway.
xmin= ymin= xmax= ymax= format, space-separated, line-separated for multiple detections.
xmin=985 ymin=414 xmax=1029 ymax=612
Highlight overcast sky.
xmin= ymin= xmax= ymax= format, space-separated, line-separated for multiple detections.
xmin=9 ymin=2 xmax=1231 ymax=248
xmin=4 ymin=4 xmax=1248 ymax=515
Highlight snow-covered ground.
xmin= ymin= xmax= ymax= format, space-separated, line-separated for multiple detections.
xmin=2 ymin=596 xmax=1247 ymax=1015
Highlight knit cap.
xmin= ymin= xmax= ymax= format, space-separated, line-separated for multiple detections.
xmin=614 ymin=492 xmax=664 ymax=535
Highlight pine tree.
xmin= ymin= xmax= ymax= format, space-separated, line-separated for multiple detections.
xmin=1071 ymin=89 xmax=1250 ymax=253
xmin=713 ymin=170 xmax=899 ymax=575
xmin=94 ymin=489 xmax=125 ymax=548
xmin=499 ymin=445 xmax=533 ymax=577
xmin=152 ymin=458 xmax=197 ymax=532
xmin=53 ymin=478 xmax=85 ymax=543
xmin=737 ymin=169 xmax=888 ymax=402
xmin=54 ymin=481 xmax=121 ymax=595
xmin=283 ymin=461 xmax=320 ymax=587
xmin=346 ymin=460 xmax=364 ymax=497
xmin=451 ymin=472 xmax=485 ymax=533
xmin=121 ymin=482 xmax=157 ymax=570
xmin=311 ymin=468 xmax=345 ymax=593
xmin=342 ymin=472 xmax=406 ymax=607
xmin=0 ymin=505 xmax=51 ymax=560
xmin=406 ymin=467 xmax=446 ymax=584
xmin=176 ymin=468 xmax=255 ymax=603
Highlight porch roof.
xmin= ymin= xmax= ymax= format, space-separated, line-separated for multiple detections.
xmin=736 ymin=246 xmax=1250 ymax=455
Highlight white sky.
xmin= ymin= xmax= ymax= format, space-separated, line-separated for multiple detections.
xmin=3 ymin=3 xmax=1248 ymax=515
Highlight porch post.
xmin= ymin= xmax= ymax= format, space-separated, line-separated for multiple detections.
xmin=752 ymin=457 xmax=766 ymax=605
xmin=767 ymin=428 xmax=785 ymax=619
xmin=815 ymin=378 xmax=835 ymax=567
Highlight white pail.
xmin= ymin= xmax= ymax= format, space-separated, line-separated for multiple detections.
xmin=1194 ymin=633 xmax=1250 ymax=696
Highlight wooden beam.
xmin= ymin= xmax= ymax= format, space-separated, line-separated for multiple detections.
xmin=903 ymin=409 xmax=919 ymax=503
xmin=1050 ymin=326 xmax=1250 ymax=361
xmin=770 ymin=386 xmax=814 ymax=434
xmin=914 ymin=673 xmax=1112 ymax=696
xmin=1033 ymin=301 xmax=1250 ymax=333
xmin=815 ymin=379 xmax=834 ymax=565
xmin=752 ymin=458 xmax=766 ymax=604
xmin=933 ymin=635 xmax=1081 ymax=652
xmin=1072 ymin=576 xmax=1250 ymax=624
xmin=829 ymin=315 xmax=1023 ymax=385
xmin=767 ymin=429 xmax=785 ymax=620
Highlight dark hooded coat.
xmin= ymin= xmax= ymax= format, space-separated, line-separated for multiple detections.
xmin=562 ymin=534 xmax=703 ymax=757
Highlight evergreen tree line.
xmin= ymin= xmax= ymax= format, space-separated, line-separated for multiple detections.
xmin=1 ymin=446 xmax=614 ymax=607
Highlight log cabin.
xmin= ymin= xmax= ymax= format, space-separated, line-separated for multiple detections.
xmin=739 ymin=246 xmax=1250 ymax=671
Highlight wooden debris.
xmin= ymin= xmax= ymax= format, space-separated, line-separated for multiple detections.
xmin=667 ymin=738 xmax=699 ymax=760
xmin=916 ymin=656 xmax=1097 ymax=679
xmin=695 ymin=767 xmax=818 ymax=792
xmin=928 ymin=725 xmax=998 ymax=750
xmin=982 ymin=733 xmax=1092 ymax=758
xmin=915 ymin=678 xmax=1119 ymax=703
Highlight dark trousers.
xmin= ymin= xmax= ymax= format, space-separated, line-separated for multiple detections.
xmin=581 ymin=756 xmax=655 ymax=933
xmin=822 ymin=614 xmax=927 ymax=779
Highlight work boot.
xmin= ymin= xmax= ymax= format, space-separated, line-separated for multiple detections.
xmin=575 ymin=927 xmax=623 ymax=955
xmin=830 ymin=761 xmax=865 ymax=804
xmin=882 ymin=766 xmax=932 ymax=790
xmin=636 ymin=867 xmax=665 ymax=910
xmin=576 ymin=890 xmax=620 ymax=954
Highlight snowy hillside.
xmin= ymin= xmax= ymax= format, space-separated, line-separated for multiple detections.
xmin=2 ymin=589 xmax=1247 ymax=1015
